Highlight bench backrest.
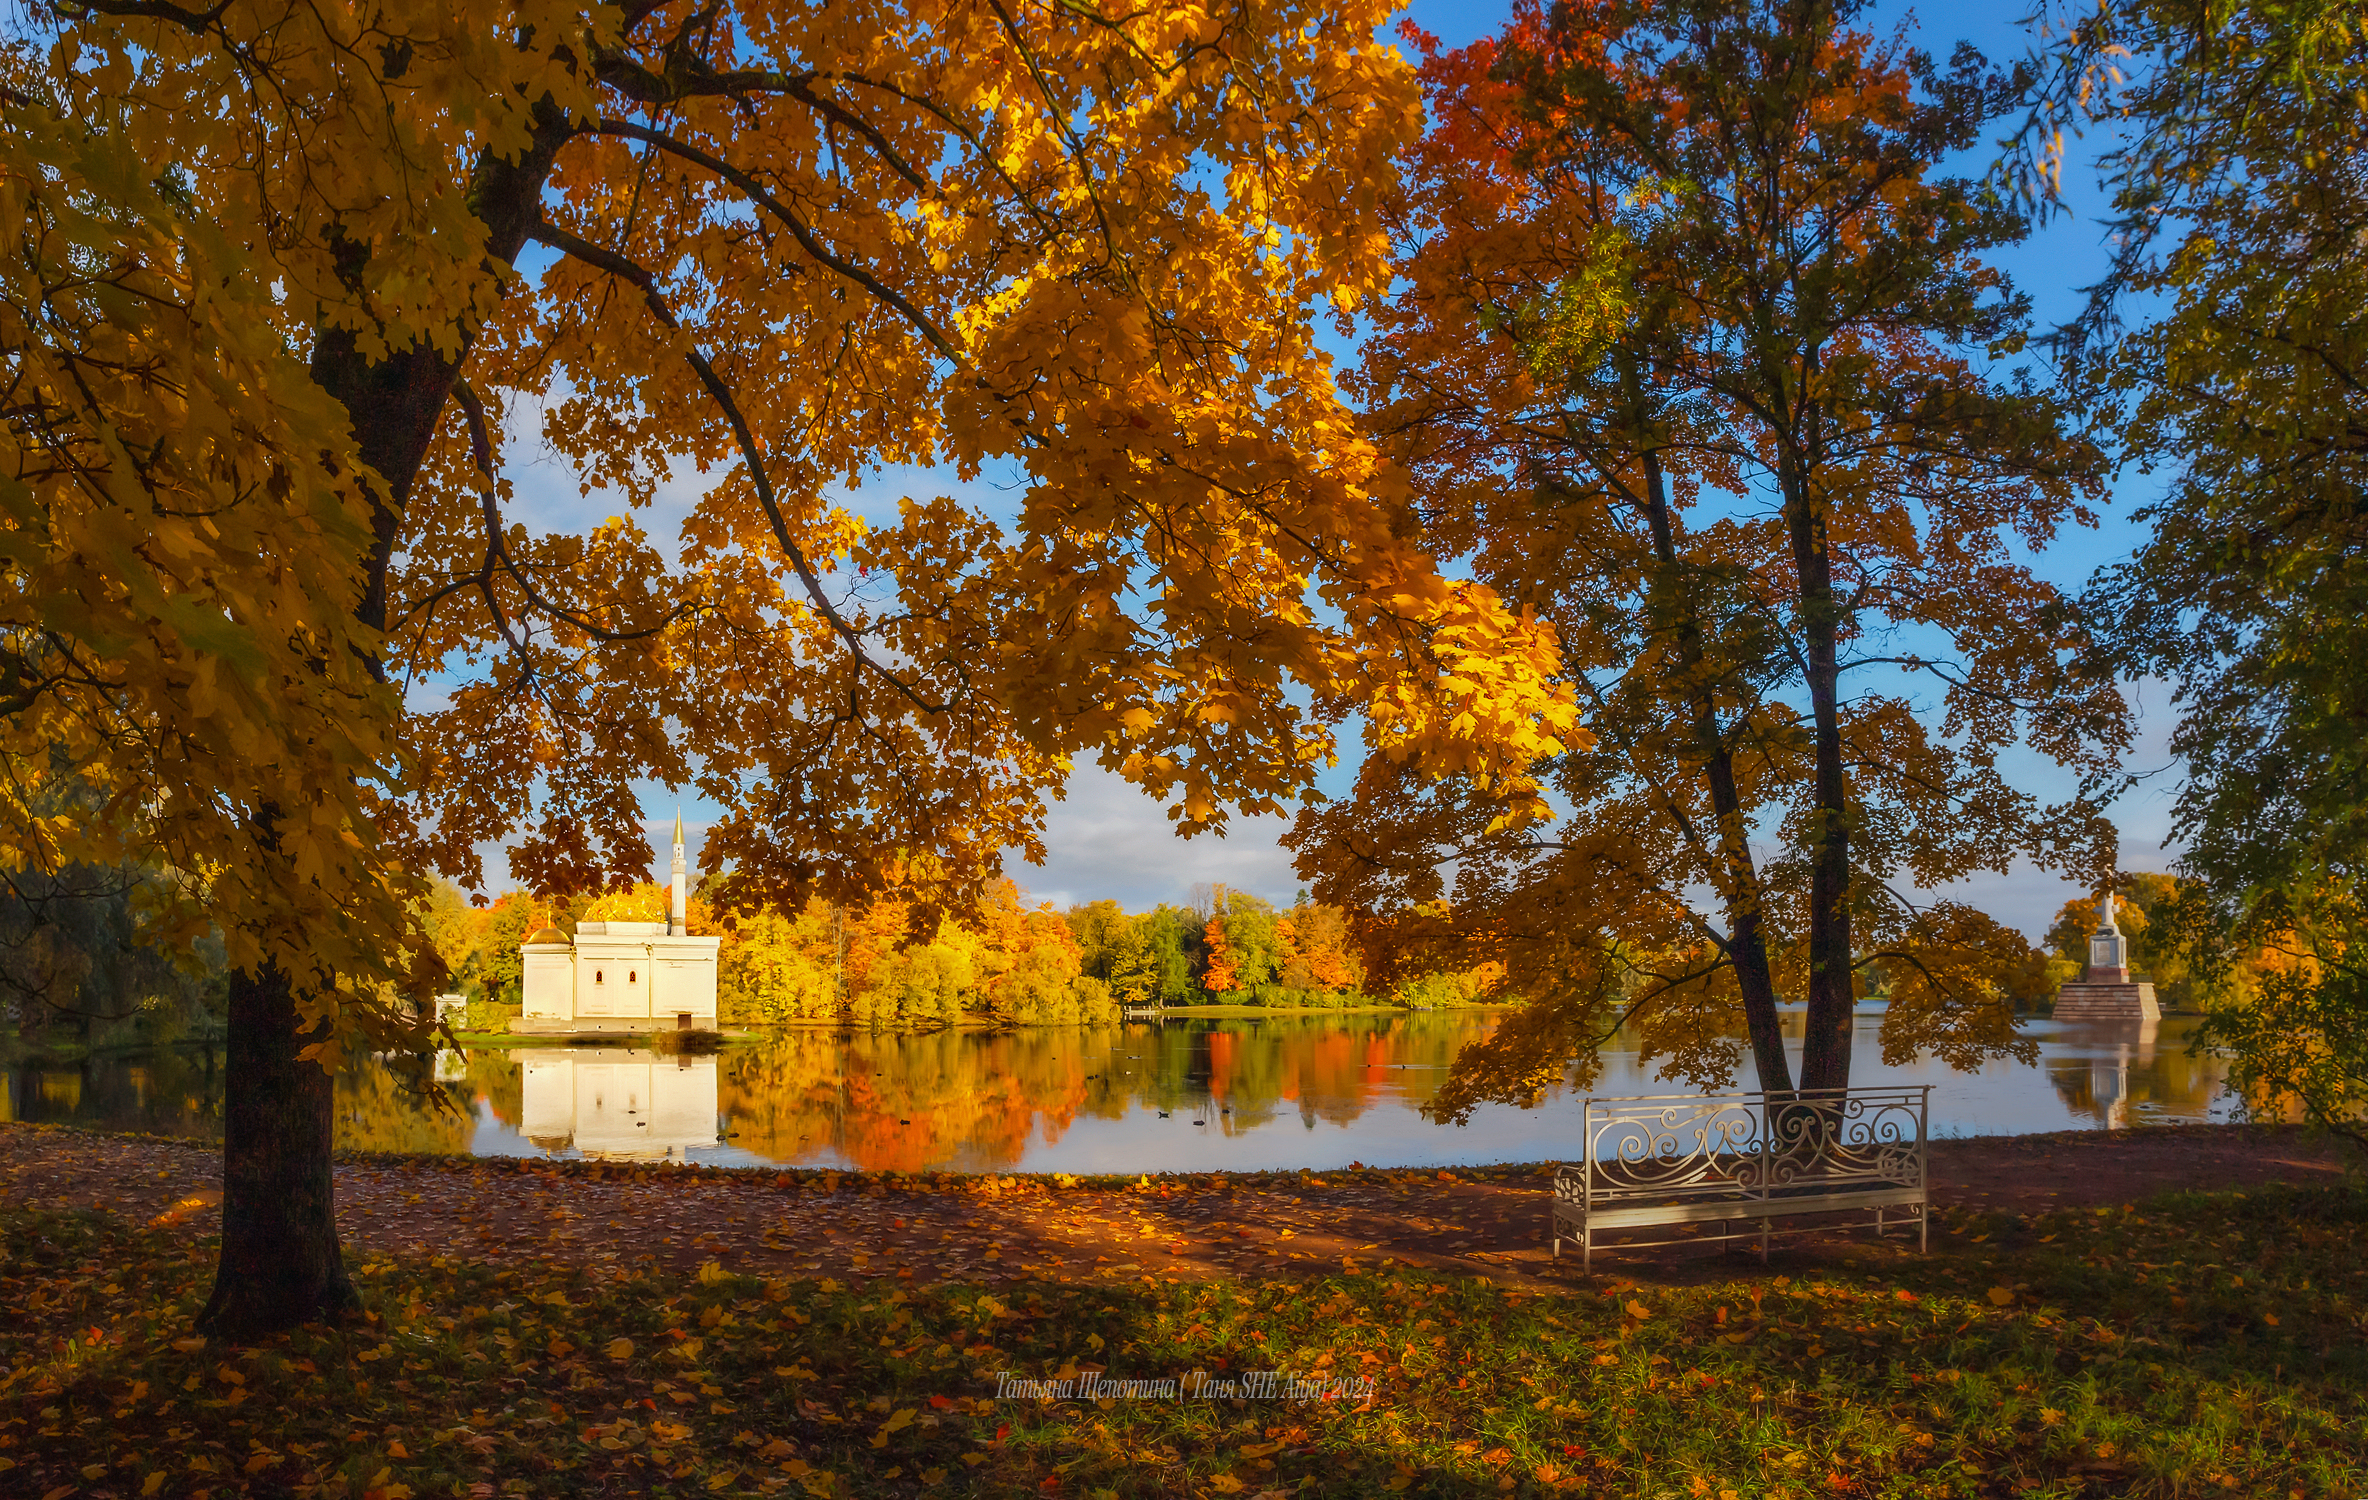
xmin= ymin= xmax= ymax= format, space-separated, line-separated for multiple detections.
xmin=1569 ymin=1087 xmax=1929 ymax=1204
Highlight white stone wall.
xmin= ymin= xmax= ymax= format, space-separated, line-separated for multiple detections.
xmin=649 ymin=937 xmax=723 ymax=1024
xmin=575 ymin=940 xmax=655 ymax=1018
xmin=520 ymin=945 xmax=576 ymax=1020
xmin=518 ymin=922 xmax=721 ymax=1029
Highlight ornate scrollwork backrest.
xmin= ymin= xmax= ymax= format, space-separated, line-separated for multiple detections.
xmin=1577 ymin=1087 xmax=1928 ymax=1201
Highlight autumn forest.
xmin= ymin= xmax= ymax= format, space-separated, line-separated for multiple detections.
xmin=4 ymin=0 xmax=2368 ymax=1492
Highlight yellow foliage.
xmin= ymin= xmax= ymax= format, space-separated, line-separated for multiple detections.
xmin=583 ymin=884 xmax=671 ymax=925
xmin=13 ymin=0 xmax=1578 ymax=1060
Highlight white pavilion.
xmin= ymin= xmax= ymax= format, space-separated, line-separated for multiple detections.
xmin=518 ymin=813 xmax=723 ymax=1033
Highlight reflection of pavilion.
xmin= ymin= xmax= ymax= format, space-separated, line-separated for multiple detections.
xmin=2047 ymin=1019 xmax=2162 ymax=1128
xmin=520 ymin=1049 xmax=720 ymax=1161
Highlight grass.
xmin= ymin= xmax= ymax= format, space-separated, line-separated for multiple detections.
xmin=1 ymin=1182 xmax=2363 ymax=1499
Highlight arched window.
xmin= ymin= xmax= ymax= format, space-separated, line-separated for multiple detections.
xmin=594 ymin=969 xmax=604 ymax=985
xmin=628 ymin=969 xmax=638 ymax=984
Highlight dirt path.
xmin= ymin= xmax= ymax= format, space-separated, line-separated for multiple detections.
xmin=1 ymin=1122 xmax=2351 ymax=1291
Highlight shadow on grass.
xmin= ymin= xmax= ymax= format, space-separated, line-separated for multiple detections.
xmin=1 ymin=1181 xmax=2363 ymax=1498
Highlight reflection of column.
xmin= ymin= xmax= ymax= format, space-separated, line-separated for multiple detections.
xmin=2090 ymin=1044 xmax=2133 ymax=1130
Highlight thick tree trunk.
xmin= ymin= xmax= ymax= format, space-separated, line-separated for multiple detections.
xmin=196 ymin=963 xmax=355 ymax=1337
xmin=199 ymin=108 xmax=577 ymax=1338
xmin=1637 ymin=452 xmax=1796 ymax=1096
xmin=1785 ymin=465 xmax=1856 ymax=1095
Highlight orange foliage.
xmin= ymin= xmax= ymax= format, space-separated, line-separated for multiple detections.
xmin=1202 ymin=917 xmax=1241 ymax=995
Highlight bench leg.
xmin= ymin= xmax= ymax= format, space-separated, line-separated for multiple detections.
xmin=1876 ymin=1205 xmax=1885 ymax=1236
xmin=1759 ymin=1218 xmax=1769 ymax=1263
xmin=1920 ymin=1206 xmax=1928 ymax=1255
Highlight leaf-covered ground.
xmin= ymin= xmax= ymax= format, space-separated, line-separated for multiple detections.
xmin=0 ymin=1122 xmax=2349 ymax=1291
xmin=0 ymin=1140 xmax=2363 ymax=1498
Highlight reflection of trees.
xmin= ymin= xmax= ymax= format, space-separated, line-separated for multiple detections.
xmin=718 ymin=1029 xmax=1124 ymax=1173
xmin=709 ymin=1013 xmax=1502 ymax=1169
xmin=335 ymin=1052 xmax=472 ymax=1156
xmin=6 ymin=1015 xmax=1499 ymax=1168
xmin=1 ymin=1045 xmax=226 ymax=1137
xmin=465 ymin=1049 xmax=524 ymax=1126
xmin=2044 ymin=1020 xmax=2228 ymax=1127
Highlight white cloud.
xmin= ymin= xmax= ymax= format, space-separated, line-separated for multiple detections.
xmin=1002 ymin=764 xmax=1306 ymax=911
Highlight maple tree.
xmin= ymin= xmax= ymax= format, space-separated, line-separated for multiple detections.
xmin=6 ymin=0 xmax=1575 ymax=1333
xmin=2014 ymin=0 xmax=2368 ymax=1145
xmin=1295 ymin=0 xmax=2124 ymax=1116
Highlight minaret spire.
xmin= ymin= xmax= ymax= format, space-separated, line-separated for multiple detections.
xmin=669 ymin=808 xmax=688 ymax=935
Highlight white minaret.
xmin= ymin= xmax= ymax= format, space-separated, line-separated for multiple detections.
xmin=670 ymin=808 xmax=688 ymax=936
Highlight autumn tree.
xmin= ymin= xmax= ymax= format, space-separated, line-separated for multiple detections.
xmin=1200 ymin=910 xmax=1243 ymax=997
xmin=1295 ymin=0 xmax=2122 ymax=1115
xmin=1104 ymin=905 xmax=1200 ymax=1006
xmin=715 ymin=900 xmax=845 ymax=1024
xmin=1276 ymin=898 xmax=1364 ymax=999
xmin=8 ymin=0 xmax=1574 ymax=1333
xmin=2016 ymin=0 xmax=2368 ymax=1141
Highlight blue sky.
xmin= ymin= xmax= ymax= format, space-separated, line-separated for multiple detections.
xmin=470 ymin=0 xmax=2184 ymax=939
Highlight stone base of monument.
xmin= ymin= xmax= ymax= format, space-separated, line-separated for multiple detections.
xmin=2052 ymin=966 xmax=2162 ymax=1021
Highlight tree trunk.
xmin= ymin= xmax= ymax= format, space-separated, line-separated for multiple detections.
xmin=1637 ymin=451 xmax=1796 ymax=1097
xmin=198 ymin=108 xmax=576 ymax=1337
xmin=1785 ymin=462 xmax=1856 ymax=1095
xmin=196 ymin=963 xmax=355 ymax=1337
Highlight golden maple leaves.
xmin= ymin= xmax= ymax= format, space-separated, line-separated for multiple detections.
xmin=0 ymin=84 xmax=413 ymax=1038
xmin=9 ymin=0 xmax=1578 ymax=1040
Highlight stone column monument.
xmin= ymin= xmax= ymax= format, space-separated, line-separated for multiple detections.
xmin=2052 ymin=889 xmax=2162 ymax=1021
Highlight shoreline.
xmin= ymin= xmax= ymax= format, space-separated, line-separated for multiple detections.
xmin=3 ymin=1118 xmax=2351 ymax=1293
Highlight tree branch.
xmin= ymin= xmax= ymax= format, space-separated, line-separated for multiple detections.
xmin=527 ymin=216 xmax=952 ymax=716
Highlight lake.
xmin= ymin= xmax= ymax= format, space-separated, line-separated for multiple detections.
xmin=1 ymin=1008 xmax=2230 ymax=1173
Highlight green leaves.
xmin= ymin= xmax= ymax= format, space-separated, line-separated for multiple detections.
xmin=2043 ymin=0 xmax=2368 ymax=1144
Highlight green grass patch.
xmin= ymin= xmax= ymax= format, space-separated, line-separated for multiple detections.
xmin=1 ymin=1184 xmax=2362 ymax=1497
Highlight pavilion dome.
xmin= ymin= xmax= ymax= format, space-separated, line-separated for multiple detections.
xmin=524 ymin=925 xmax=568 ymax=945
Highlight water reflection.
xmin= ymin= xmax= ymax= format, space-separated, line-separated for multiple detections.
xmin=0 ymin=1045 xmax=224 ymax=1139
xmin=2041 ymin=1019 xmax=2226 ymax=1129
xmin=4 ymin=1011 xmax=2236 ymax=1173
xmin=519 ymin=1051 xmax=721 ymax=1161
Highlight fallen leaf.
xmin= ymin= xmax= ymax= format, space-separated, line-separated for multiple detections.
xmin=607 ymin=1338 xmax=635 ymax=1361
xmin=1987 ymin=1288 xmax=2016 ymax=1306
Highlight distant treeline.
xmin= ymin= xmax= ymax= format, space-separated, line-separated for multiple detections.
xmin=424 ymin=880 xmax=1504 ymax=1029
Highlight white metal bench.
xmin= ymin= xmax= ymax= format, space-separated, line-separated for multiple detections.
xmin=1552 ymin=1087 xmax=1930 ymax=1271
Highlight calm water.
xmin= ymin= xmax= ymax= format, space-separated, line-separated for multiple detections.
xmin=3 ymin=1009 xmax=2228 ymax=1173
